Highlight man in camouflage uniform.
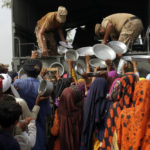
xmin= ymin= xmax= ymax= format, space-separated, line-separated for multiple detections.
xmin=95 ymin=13 xmax=143 ymax=48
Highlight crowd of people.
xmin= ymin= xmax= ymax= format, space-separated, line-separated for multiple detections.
xmin=0 ymin=54 xmax=150 ymax=150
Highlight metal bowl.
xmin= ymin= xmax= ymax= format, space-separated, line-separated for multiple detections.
xmin=93 ymin=44 xmax=116 ymax=60
xmin=38 ymin=80 xmax=54 ymax=97
xmin=64 ymin=49 xmax=79 ymax=61
xmin=18 ymin=68 xmax=28 ymax=79
xmin=57 ymin=46 xmax=68 ymax=55
xmin=74 ymin=63 xmax=85 ymax=75
xmin=89 ymin=58 xmax=107 ymax=68
xmin=76 ymin=46 xmax=94 ymax=56
xmin=107 ymin=41 xmax=127 ymax=54
xmin=50 ymin=62 xmax=64 ymax=76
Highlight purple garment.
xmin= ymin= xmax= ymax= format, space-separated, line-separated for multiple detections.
xmin=108 ymin=70 xmax=118 ymax=78
xmin=77 ymin=83 xmax=85 ymax=99
xmin=55 ymin=97 xmax=60 ymax=107
xmin=81 ymin=78 xmax=112 ymax=150
xmin=0 ymin=130 xmax=20 ymax=150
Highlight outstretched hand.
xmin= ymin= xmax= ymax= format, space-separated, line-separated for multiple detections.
xmin=101 ymin=40 xmax=107 ymax=44
xmin=35 ymin=93 xmax=49 ymax=105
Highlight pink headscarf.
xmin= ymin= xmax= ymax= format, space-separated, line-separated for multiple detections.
xmin=108 ymin=70 xmax=118 ymax=78
xmin=107 ymin=77 xmax=121 ymax=100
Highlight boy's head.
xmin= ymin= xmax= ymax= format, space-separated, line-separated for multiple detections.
xmin=0 ymin=95 xmax=22 ymax=128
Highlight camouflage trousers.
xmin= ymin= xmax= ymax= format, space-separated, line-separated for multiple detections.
xmin=119 ymin=19 xmax=143 ymax=48
xmin=35 ymin=26 xmax=57 ymax=52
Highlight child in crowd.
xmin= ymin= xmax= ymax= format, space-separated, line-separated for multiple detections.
xmin=0 ymin=95 xmax=22 ymax=150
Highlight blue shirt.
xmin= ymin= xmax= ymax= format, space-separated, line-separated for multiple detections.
xmin=13 ymin=77 xmax=51 ymax=150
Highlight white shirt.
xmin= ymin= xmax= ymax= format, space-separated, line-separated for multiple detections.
xmin=15 ymin=98 xmax=40 ymax=120
xmin=15 ymin=120 xmax=36 ymax=150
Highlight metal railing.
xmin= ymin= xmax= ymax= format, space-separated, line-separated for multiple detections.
xmin=14 ymin=36 xmax=38 ymax=57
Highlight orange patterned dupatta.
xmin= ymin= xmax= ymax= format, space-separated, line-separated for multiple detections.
xmin=100 ymin=73 xmax=138 ymax=150
xmin=117 ymin=80 xmax=150 ymax=150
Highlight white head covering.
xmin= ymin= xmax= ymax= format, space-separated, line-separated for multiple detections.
xmin=0 ymin=73 xmax=12 ymax=92
xmin=0 ymin=73 xmax=20 ymax=97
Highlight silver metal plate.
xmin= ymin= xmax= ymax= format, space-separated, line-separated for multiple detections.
xmin=89 ymin=58 xmax=107 ymax=68
xmin=38 ymin=80 xmax=54 ymax=97
xmin=18 ymin=68 xmax=28 ymax=79
xmin=74 ymin=63 xmax=85 ymax=75
xmin=64 ymin=50 xmax=79 ymax=61
xmin=49 ymin=62 xmax=64 ymax=76
xmin=107 ymin=41 xmax=127 ymax=54
xmin=57 ymin=46 xmax=68 ymax=55
xmin=76 ymin=46 xmax=94 ymax=56
xmin=59 ymin=41 xmax=73 ymax=48
xmin=131 ymin=55 xmax=150 ymax=62
xmin=93 ymin=44 xmax=116 ymax=60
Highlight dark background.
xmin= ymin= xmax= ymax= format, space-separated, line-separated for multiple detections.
xmin=12 ymin=0 xmax=150 ymax=56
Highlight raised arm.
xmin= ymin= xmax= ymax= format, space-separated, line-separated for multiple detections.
xmin=57 ymin=28 xmax=67 ymax=43
xmin=102 ymin=22 xmax=113 ymax=44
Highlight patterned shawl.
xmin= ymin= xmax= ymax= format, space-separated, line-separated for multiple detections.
xmin=117 ymin=80 xmax=150 ymax=150
xmin=100 ymin=73 xmax=138 ymax=150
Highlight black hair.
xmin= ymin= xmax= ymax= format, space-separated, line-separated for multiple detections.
xmin=0 ymin=95 xmax=22 ymax=128
xmin=0 ymin=94 xmax=16 ymax=102
xmin=8 ymin=71 xmax=18 ymax=82
xmin=0 ymin=67 xmax=7 ymax=74
xmin=23 ymin=59 xmax=42 ymax=78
